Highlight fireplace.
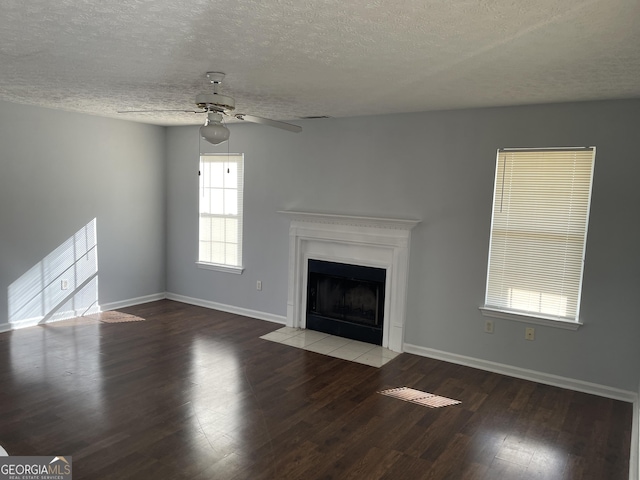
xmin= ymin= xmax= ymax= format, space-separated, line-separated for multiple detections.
xmin=306 ymin=259 xmax=386 ymax=345
xmin=280 ymin=211 xmax=419 ymax=352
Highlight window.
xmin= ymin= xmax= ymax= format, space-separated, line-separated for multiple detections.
xmin=481 ymin=147 xmax=595 ymax=328
xmin=198 ymin=154 xmax=244 ymax=273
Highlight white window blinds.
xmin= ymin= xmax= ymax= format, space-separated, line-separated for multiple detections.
xmin=199 ymin=154 xmax=244 ymax=268
xmin=484 ymin=147 xmax=595 ymax=322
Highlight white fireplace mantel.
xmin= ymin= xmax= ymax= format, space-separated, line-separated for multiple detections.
xmin=279 ymin=211 xmax=420 ymax=352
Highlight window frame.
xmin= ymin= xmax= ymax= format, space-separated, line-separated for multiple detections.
xmin=196 ymin=153 xmax=244 ymax=274
xmin=480 ymin=146 xmax=596 ymax=330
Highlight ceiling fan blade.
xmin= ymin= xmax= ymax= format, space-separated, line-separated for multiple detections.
xmin=234 ymin=114 xmax=302 ymax=133
xmin=117 ymin=109 xmax=206 ymax=114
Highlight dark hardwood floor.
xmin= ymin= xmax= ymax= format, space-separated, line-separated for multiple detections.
xmin=0 ymin=300 xmax=632 ymax=479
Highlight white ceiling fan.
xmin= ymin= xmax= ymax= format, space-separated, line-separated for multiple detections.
xmin=118 ymin=72 xmax=302 ymax=145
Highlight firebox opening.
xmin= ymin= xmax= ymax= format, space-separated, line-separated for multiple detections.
xmin=306 ymin=259 xmax=385 ymax=345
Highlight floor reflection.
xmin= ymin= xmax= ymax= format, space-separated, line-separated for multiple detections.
xmin=8 ymin=319 xmax=105 ymax=428
xmin=471 ymin=429 xmax=569 ymax=475
xmin=0 ymin=301 xmax=631 ymax=480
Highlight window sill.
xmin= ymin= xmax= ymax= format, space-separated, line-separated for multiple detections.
xmin=479 ymin=306 xmax=582 ymax=330
xmin=197 ymin=262 xmax=244 ymax=274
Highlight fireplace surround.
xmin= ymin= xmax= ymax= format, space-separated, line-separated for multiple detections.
xmin=280 ymin=211 xmax=420 ymax=352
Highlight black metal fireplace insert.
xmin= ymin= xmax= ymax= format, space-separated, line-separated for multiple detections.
xmin=306 ymin=259 xmax=386 ymax=345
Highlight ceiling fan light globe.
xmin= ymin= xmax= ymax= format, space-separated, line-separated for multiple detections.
xmin=200 ymin=123 xmax=230 ymax=145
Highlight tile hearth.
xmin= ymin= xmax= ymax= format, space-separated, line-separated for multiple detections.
xmin=260 ymin=327 xmax=400 ymax=367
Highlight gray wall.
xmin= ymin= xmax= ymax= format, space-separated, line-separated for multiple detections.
xmin=0 ymin=101 xmax=166 ymax=326
xmin=166 ymin=99 xmax=640 ymax=392
xmin=2 ymin=98 xmax=635 ymax=392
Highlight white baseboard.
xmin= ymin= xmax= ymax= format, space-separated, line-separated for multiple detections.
xmin=631 ymin=397 xmax=639 ymax=480
xmin=166 ymin=292 xmax=287 ymax=325
xmin=403 ymin=343 xmax=637 ymax=404
xmin=405 ymin=343 xmax=639 ymax=480
xmin=1 ymin=294 xmax=636 ymax=478
xmin=8 ymin=305 xmax=102 ymax=330
xmin=0 ymin=294 xmax=165 ymax=332
xmin=100 ymin=293 xmax=167 ymax=312
xmin=9 ymin=315 xmax=46 ymax=329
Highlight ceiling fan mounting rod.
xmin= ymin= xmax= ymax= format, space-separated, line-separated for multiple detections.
xmin=196 ymin=72 xmax=235 ymax=112
xmin=206 ymin=72 xmax=225 ymax=95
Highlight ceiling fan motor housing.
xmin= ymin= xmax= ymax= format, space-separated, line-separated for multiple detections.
xmin=195 ymin=93 xmax=235 ymax=112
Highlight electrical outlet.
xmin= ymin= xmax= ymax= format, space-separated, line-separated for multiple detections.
xmin=256 ymin=280 xmax=262 ymax=291
xmin=484 ymin=320 xmax=494 ymax=334
xmin=61 ymin=279 xmax=69 ymax=290
xmin=525 ymin=327 xmax=535 ymax=341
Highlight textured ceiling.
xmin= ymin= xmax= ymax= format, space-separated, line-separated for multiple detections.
xmin=1 ymin=0 xmax=639 ymax=126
